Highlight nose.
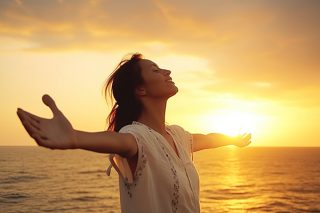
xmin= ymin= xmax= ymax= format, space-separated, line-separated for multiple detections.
xmin=162 ymin=69 xmax=171 ymax=75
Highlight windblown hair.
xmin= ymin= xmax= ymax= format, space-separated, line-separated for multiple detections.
xmin=104 ymin=53 xmax=144 ymax=132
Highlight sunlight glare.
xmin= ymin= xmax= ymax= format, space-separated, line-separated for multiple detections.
xmin=204 ymin=109 xmax=257 ymax=136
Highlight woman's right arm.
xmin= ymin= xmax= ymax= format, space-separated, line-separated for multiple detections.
xmin=16 ymin=94 xmax=137 ymax=159
xmin=75 ymin=130 xmax=137 ymax=158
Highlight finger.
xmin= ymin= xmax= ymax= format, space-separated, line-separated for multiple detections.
xmin=242 ymin=133 xmax=251 ymax=140
xmin=18 ymin=108 xmax=43 ymax=123
xmin=42 ymin=94 xmax=60 ymax=116
xmin=17 ymin=111 xmax=42 ymax=138
xmin=27 ymin=116 xmax=41 ymax=131
xmin=17 ymin=110 xmax=40 ymax=132
xmin=244 ymin=134 xmax=251 ymax=140
xmin=240 ymin=140 xmax=251 ymax=147
xmin=22 ymin=120 xmax=40 ymax=139
xmin=17 ymin=110 xmax=33 ymax=136
xmin=244 ymin=133 xmax=251 ymax=137
xmin=243 ymin=137 xmax=251 ymax=145
xmin=18 ymin=110 xmax=42 ymax=131
xmin=33 ymin=134 xmax=46 ymax=147
xmin=32 ymin=131 xmax=49 ymax=142
xmin=34 ymin=134 xmax=53 ymax=149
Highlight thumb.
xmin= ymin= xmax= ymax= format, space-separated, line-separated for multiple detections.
xmin=42 ymin=94 xmax=60 ymax=115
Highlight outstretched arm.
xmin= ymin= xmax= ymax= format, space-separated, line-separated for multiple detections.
xmin=16 ymin=94 xmax=137 ymax=158
xmin=192 ymin=132 xmax=251 ymax=152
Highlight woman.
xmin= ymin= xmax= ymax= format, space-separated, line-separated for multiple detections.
xmin=16 ymin=53 xmax=251 ymax=213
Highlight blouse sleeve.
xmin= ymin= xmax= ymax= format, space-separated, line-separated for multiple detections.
xmin=106 ymin=125 xmax=146 ymax=184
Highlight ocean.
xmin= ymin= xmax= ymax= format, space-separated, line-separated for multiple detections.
xmin=1 ymin=146 xmax=319 ymax=213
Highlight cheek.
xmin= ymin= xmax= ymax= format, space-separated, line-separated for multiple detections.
xmin=142 ymin=73 xmax=159 ymax=86
xmin=143 ymin=75 xmax=164 ymax=89
xmin=145 ymin=81 xmax=178 ymax=97
xmin=142 ymin=73 xmax=177 ymax=97
xmin=145 ymin=80 xmax=164 ymax=93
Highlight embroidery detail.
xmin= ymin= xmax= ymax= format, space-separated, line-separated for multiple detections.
xmin=132 ymin=121 xmax=180 ymax=212
xmin=123 ymin=131 xmax=147 ymax=198
xmin=149 ymin=128 xmax=180 ymax=212
xmin=165 ymin=148 xmax=179 ymax=213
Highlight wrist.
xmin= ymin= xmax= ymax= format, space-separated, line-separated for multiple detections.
xmin=226 ymin=135 xmax=238 ymax=146
xmin=71 ymin=129 xmax=80 ymax=149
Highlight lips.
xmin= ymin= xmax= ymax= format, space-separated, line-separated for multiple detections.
xmin=165 ymin=78 xmax=174 ymax=84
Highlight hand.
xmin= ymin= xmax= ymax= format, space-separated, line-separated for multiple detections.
xmin=17 ymin=94 xmax=77 ymax=149
xmin=232 ymin=133 xmax=252 ymax=147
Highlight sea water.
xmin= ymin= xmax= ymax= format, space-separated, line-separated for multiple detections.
xmin=1 ymin=146 xmax=319 ymax=213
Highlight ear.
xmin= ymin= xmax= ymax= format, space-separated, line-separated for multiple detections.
xmin=135 ymin=86 xmax=146 ymax=96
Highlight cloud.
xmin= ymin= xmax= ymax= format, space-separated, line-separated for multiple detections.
xmin=1 ymin=0 xmax=319 ymax=53
xmin=1 ymin=0 xmax=320 ymax=103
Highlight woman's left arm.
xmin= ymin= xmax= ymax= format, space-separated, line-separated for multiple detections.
xmin=192 ymin=133 xmax=251 ymax=152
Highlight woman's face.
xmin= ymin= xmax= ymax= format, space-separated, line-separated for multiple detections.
xmin=137 ymin=59 xmax=178 ymax=99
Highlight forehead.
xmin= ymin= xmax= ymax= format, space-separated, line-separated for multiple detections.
xmin=139 ymin=59 xmax=158 ymax=71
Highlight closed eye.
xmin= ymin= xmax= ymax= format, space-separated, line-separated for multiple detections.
xmin=152 ymin=63 xmax=161 ymax=72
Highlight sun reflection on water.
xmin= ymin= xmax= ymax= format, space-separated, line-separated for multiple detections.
xmin=198 ymin=148 xmax=268 ymax=212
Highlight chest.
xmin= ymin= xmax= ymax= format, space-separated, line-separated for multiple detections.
xmin=163 ymin=133 xmax=181 ymax=159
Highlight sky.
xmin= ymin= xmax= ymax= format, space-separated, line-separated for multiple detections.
xmin=1 ymin=0 xmax=320 ymax=147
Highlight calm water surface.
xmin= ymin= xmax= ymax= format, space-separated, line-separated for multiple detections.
xmin=1 ymin=146 xmax=319 ymax=212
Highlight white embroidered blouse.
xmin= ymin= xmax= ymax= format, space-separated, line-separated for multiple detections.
xmin=106 ymin=121 xmax=200 ymax=213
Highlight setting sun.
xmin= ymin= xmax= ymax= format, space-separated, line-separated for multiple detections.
xmin=202 ymin=109 xmax=259 ymax=137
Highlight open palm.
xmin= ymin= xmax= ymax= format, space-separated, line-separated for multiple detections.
xmin=233 ymin=133 xmax=252 ymax=147
xmin=17 ymin=94 xmax=77 ymax=149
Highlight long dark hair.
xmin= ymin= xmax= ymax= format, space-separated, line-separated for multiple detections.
xmin=104 ymin=53 xmax=144 ymax=132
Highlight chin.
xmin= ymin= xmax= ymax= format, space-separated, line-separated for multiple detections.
xmin=168 ymin=86 xmax=179 ymax=98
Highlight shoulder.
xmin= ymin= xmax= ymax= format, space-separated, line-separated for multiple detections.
xmin=168 ymin=124 xmax=193 ymax=154
xmin=167 ymin=124 xmax=188 ymax=134
xmin=118 ymin=122 xmax=151 ymax=145
xmin=167 ymin=124 xmax=192 ymax=142
xmin=119 ymin=123 xmax=146 ymax=134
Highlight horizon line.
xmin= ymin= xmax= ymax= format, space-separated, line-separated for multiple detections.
xmin=0 ymin=145 xmax=319 ymax=148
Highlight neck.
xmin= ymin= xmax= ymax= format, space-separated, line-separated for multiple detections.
xmin=138 ymin=98 xmax=167 ymax=135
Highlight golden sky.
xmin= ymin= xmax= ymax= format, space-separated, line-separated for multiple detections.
xmin=1 ymin=0 xmax=319 ymax=146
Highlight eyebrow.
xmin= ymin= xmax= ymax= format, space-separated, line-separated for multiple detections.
xmin=152 ymin=63 xmax=159 ymax=68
